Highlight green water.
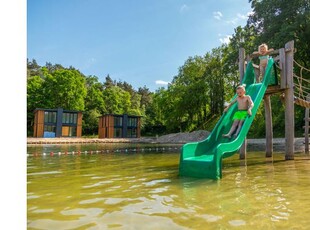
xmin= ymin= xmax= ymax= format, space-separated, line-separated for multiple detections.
xmin=27 ymin=144 xmax=310 ymax=230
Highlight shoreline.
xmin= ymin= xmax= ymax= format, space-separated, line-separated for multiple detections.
xmin=27 ymin=137 xmax=307 ymax=153
xmin=27 ymin=137 xmax=158 ymax=145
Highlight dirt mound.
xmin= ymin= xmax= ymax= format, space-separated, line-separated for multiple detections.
xmin=157 ymin=130 xmax=210 ymax=143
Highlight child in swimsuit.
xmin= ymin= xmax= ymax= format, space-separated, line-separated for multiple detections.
xmin=222 ymin=84 xmax=254 ymax=138
xmin=252 ymin=43 xmax=274 ymax=81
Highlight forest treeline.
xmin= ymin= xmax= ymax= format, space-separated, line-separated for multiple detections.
xmin=27 ymin=0 xmax=309 ymax=137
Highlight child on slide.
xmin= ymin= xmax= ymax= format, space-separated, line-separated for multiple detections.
xmin=222 ymin=84 xmax=254 ymax=139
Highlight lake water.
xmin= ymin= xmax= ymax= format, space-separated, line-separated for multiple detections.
xmin=27 ymin=143 xmax=310 ymax=229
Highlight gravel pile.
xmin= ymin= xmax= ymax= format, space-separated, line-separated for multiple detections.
xmin=157 ymin=130 xmax=210 ymax=143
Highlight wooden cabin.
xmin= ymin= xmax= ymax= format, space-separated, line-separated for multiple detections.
xmin=98 ymin=114 xmax=141 ymax=138
xmin=33 ymin=108 xmax=83 ymax=138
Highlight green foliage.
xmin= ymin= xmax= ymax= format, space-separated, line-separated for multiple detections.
xmin=102 ymin=85 xmax=130 ymax=114
xmin=247 ymin=102 xmax=266 ymax=138
xmin=42 ymin=68 xmax=87 ymax=110
xmin=27 ymin=75 xmax=45 ymax=135
xmin=27 ymin=59 xmax=42 ymax=78
xmin=82 ymin=76 xmax=106 ymax=135
xmin=166 ymin=55 xmax=209 ymax=132
xmin=27 ymin=75 xmax=45 ymax=110
xmin=84 ymin=75 xmax=106 ymax=113
xmin=82 ymin=109 xmax=101 ymax=135
xmin=151 ymin=50 xmax=229 ymax=133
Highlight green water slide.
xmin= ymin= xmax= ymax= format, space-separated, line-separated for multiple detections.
xmin=179 ymin=59 xmax=276 ymax=179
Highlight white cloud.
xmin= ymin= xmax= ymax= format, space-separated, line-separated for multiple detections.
xmin=156 ymin=80 xmax=169 ymax=86
xmin=247 ymin=11 xmax=254 ymax=17
xmin=237 ymin=13 xmax=248 ymax=20
xmin=180 ymin=4 xmax=189 ymax=13
xmin=226 ymin=18 xmax=238 ymax=25
xmin=219 ymin=35 xmax=232 ymax=44
xmin=226 ymin=12 xmax=252 ymax=25
xmin=83 ymin=57 xmax=97 ymax=69
xmin=213 ymin=11 xmax=223 ymax=20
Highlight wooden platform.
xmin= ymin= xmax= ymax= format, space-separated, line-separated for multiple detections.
xmin=265 ymin=85 xmax=286 ymax=95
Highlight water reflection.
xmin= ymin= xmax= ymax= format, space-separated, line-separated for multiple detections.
xmin=28 ymin=144 xmax=310 ymax=229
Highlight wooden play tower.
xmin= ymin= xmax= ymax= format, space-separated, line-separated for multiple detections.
xmin=238 ymin=40 xmax=295 ymax=160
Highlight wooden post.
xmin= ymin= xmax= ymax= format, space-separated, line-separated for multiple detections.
xmin=239 ymin=48 xmax=246 ymax=78
xmin=264 ymin=95 xmax=273 ymax=157
xmin=305 ymin=94 xmax=310 ymax=154
xmin=279 ymin=48 xmax=286 ymax=89
xmin=284 ymin=41 xmax=294 ymax=160
xmin=239 ymin=48 xmax=247 ymax=159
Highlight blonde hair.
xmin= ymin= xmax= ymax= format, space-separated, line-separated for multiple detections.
xmin=236 ymin=84 xmax=246 ymax=91
xmin=258 ymin=43 xmax=268 ymax=51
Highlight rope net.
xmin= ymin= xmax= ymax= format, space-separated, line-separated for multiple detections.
xmin=293 ymin=60 xmax=310 ymax=108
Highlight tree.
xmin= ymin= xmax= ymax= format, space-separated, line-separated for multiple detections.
xmin=42 ymin=68 xmax=87 ymax=110
xmin=104 ymin=75 xmax=115 ymax=88
xmin=117 ymin=80 xmax=142 ymax=116
xmin=203 ymin=48 xmax=225 ymax=118
xmin=45 ymin=62 xmax=65 ymax=73
xmin=27 ymin=75 xmax=45 ymax=135
xmin=27 ymin=59 xmax=42 ymax=78
xmin=102 ymin=85 xmax=131 ymax=114
xmin=82 ymin=109 xmax=101 ymax=135
xmin=138 ymin=86 xmax=152 ymax=109
xmin=84 ymin=75 xmax=105 ymax=113
xmin=82 ymin=75 xmax=106 ymax=135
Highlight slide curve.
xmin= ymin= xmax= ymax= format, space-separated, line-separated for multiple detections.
xmin=179 ymin=59 xmax=276 ymax=179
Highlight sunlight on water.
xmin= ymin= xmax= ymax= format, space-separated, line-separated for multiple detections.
xmin=27 ymin=144 xmax=310 ymax=229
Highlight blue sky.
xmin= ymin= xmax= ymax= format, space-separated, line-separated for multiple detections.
xmin=27 ymin=0 xmax=252 ymax=92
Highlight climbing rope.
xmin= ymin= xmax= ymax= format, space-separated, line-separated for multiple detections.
xmin=295 ymin=97 xmax=310 ymax=108
xmin=294 ymin=60 xmax=310 ymax=73
xmin=293 ymin=60 xmax=310 ymax=108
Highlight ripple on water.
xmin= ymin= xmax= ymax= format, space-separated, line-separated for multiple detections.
xmin=229 ymin=219 xmax=246 ymax=226
xmin=271 ymin=213 xmax=289 ymax=221
xmin=79 ymin=197 xmax=105 ymax=205
xmin=82 ymin=180 xmax=113 ymax=188
xmin=104 ymin=197 xmax=126 ymax=205
xmin=149 ymin=186 xmax=169 ymax=194
xmin=27 ymin=171 xmax=61 ymax=176
xmin=27 ymin=195 xmax=40 ymax=199
xmin=29 ymin=208 xmax=104 ymax=230
xmin=143 ymin=179 xmax=171 ymax=186
xmin=201 ymin=214 xmax=223 ymax=222
xmin=32 ymin=209 xmax=54 ymax=213
xmin=61 ymin=207 xmax=103 ymax=217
